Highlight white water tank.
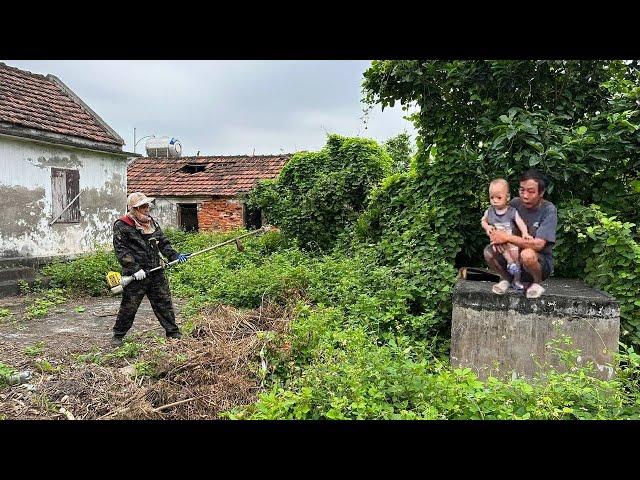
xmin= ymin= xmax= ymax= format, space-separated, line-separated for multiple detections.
xmin=145 ymin=136 xmax=182 ymax=158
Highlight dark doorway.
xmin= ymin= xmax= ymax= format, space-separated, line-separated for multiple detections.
xmin=178 ymin=204 xmax=198 ymax=232
xmin=243 ymin=204 xmax=262 ymax=230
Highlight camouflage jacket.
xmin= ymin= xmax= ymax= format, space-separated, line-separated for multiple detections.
xmin=113 ymin=215 xmax=179 ymax=276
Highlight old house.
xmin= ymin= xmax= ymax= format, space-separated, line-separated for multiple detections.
xmin=127 ymin=154 xmax=290 ymax=231
xmin=0 ymin=62 xmax=134 ymax=264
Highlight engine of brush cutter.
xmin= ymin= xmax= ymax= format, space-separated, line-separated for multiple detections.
xmin=106 ymin=271 xmax=122 ymax=288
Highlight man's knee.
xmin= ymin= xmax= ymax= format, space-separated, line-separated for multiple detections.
xmin=520 ymin=248 xmax=538 ymax=266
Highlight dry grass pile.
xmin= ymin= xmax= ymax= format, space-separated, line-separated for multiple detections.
xmin=0 ymin=303 xmax=292 ymax=420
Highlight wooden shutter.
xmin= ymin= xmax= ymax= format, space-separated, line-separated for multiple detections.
xmin=51 ymin=168 xmax=80 ymax=223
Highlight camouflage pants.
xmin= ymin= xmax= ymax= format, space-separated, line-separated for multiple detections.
xmin=112 ymin=272 xmax=179 ymax=337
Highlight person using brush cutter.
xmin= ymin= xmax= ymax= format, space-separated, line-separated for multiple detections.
xmin=110 ymin=192 xmax=190 ymax=347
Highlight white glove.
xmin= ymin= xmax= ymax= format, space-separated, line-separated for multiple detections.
xmin=133 ymin=269 xmax=146 ymax=281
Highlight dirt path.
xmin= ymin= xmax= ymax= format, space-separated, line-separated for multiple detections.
xmin=0 ymin=294 xmax=186 ymax=368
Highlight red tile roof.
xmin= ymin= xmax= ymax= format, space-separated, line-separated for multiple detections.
xmin=0 ymin=62 xmax=122 ymax=145
xmin=128 ymin=155 xmax=291 ymax=197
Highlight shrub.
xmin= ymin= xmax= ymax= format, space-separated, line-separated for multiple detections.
xmin=554 ymin=202 xmax=640 ymax=345
xmin=248 ymin=134 xmax=392 ymax=252
xmin=42 ymin=248 xmax=120 ymax=296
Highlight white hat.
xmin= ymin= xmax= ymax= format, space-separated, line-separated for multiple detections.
xmin=127 ymin=192 xmax=155 ymax=209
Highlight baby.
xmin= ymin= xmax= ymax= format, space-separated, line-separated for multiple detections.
xmin=481 ymin=178 xmax=531 ymax=291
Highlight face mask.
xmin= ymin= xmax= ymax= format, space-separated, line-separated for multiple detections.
xmin=131 ymin=206 xmax=151 ymax=223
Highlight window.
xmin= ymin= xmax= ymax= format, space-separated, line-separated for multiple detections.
xmin=51 ymin=168 xmax=80 ymax=223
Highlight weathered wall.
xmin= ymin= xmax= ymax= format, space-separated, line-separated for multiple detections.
xmin=149 ymin=196 xmax=245 ymax=232
xmin=0 ymin=135 xmax=128 ymax=258
xmin=450 ymin=278 xmax=620 ymax=381
xmin=198 ymin=197 xmax=244 ymax=231
xmin=151 ymin=196 xmax=212 ymax=230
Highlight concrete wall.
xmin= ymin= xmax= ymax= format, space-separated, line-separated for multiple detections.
xmin=450 ymin=278 xmax=620 ymax=381
xmin=0 ymin=135 xmax=128 ymax=258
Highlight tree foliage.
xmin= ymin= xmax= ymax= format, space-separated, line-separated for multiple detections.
xmin=383 ymin=132 xmax=415 ymax=172
xmin=247 ymin=134 xmax=391 ymax=252
xmin=363 ymin=60 xmax=640 ymax=214
xmin=362 ymin=59 xmax=640 ymax=341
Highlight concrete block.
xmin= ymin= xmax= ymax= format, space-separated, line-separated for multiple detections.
xmin=450 ymin=278 xmax=620 ymax=381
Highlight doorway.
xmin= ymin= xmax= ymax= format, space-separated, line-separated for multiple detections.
xmin=178 ymin=204 xmax=198 ymax=232
xmin=243 ymin=204 xmax=262 ymax=230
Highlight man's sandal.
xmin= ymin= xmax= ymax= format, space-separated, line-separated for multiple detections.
xmin=526 ymin=283 xmax=545 ymax=299
xmin=492 ymin=280 xmax=510 ymax=295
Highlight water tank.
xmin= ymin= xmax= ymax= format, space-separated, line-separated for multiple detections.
xmin=145 ymin=136 xmax=182 ymax=158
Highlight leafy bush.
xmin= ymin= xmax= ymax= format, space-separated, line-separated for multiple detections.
xmin=42 ymin=248 xmax=120 ymax=296
xmin=554 ymin=202 xmax=640 ymax=345
xmin=168 ymin=233 xmax=312 ymax=310
xmin=363 ymin=60 xmax=640 ymax=253
xmin=384 ymin=132 xmax=415 ymax=172
xmin=231 ymin=321 xmax=636 ymax=420
xmin=248 ymin=134 xmax=392 ymax=252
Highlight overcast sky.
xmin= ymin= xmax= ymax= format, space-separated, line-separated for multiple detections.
xmin=3 ymin=60 xmax=416 ymax=156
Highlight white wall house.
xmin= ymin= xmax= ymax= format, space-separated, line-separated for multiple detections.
xmin=0 ymin=62 xmax=137 ymax=261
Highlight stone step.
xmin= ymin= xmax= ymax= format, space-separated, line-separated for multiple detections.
xmin=0 ymin=253 xmax=81 ymax=270
xmin=0 ymin=278 xmax=48 ymax=298
xmin=0 ymin=280 xmax=22 ymax=297
xmin=0 ymin=266 xmax=35 ymax=282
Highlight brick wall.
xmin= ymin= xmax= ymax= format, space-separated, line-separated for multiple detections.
xmin=197 ymin=197 xmax=244 ymax=231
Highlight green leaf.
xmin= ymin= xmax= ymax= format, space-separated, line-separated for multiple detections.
xmin=576 ymin=126 xmax=587 ymax=135
xmin=492 ymin=134 xmax=507 ymax=149
xmin=529 ymin=156 xmax=541 ymax=166
xmin=526 ymin=140 xmax=544 ymax=153
xmin=499 ymin=115 xmax=511 ymax=124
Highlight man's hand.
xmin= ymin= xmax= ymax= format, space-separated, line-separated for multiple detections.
xmin=489 ymin=229 xmax=511 ymax=245
xmin=133 ymin=269 xmax=146 ymax=281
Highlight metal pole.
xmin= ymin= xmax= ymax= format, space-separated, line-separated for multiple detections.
xmin=145 ymin=226 xmax=269 ymax=275
xmin=133 ymin=127 xmax=136 ymax=154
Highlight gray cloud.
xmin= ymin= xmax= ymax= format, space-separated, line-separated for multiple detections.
xmin=3 ymin=60 xmax=416 ymax=156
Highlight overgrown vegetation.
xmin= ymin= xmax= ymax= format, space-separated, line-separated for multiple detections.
xmin=27 ymin=60 xmax=640 ymax=419
xmin=383 ymin=132 xmax=415 ymax=172
xmin=42 ymin=248 xmax=120 ymax=296
xmin=247 ymin=134 xmax=392 ymax=252
xmin=24 ymin=288 xmax=67 ymax=320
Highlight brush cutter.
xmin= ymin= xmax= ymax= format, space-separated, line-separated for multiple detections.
xmin=106 ymin=225 xmax=271 ymax=294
